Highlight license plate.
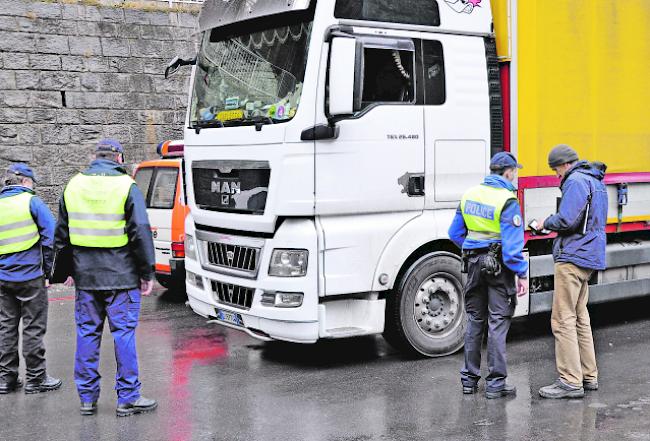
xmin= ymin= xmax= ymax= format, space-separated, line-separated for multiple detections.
xmin=215 ymin=308 xmax=243 ymax=327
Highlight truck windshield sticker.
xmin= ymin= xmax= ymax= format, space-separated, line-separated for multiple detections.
xmin=443 ymin=0 xmax=481 ymax=14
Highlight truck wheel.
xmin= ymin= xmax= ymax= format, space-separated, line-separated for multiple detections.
xmin=383 ymin=252 xmax=466 ymax=357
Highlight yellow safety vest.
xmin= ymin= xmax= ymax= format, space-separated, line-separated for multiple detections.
xmin=63 ymin=174 xmax=135 ymax=248
xmin=460 ymin=184 xmax=517 ymax=241
xmin=0 ymin=192 xmax=39 ymax=255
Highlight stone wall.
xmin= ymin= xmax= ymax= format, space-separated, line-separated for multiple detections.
xmin=0 ymin=0 xmax=199 ymax=206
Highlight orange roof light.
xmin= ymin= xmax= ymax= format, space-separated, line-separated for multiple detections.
xmin=157 ymin=140 xmax=184 ymax=158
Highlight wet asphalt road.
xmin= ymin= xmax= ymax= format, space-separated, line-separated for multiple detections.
xmin=2 ymin=286 xmax=650 ymax=441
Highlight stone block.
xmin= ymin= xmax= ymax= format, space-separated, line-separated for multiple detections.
xmin=15 ymin=71 xmax=41 ymax=90
xmin=29 ymin=54 xmax=62 ymax=71
xmin=77 ymin=109 xmax=106 ymax=125
xmin=69 ymin=36 xmax=101 ymax=56
xmin=79 ymin=73 xmax=101 ymax=92
xmin=3 ymin=52 xmax=30 ymax=70
xmin=177 ymin=12 xmax=198 ymax=28
xmin=14 ymin=124 xmax=41 ymax=144
xmin=31 ymin=2 xmax=62 ymax=20
xmin=101 ymin=38 xmax=130 ymax=57
xmin=40 ymin=72 xmax=80 ymax=91
xmin=29 ymin=91 xmax=62 ymax=108
xmin=0 ymin=144 xmax=32 ymax=162
xmin=0 ymin=108 xmax=26 ymax=124
xmin=102 ymin=124 xmax=130 ymax=142
xmin=67 ymin=91 xmax=111 ymax=109
xmin=70 ymin=125 xmax=103 ymax=144
xmin=129 ymin=74 xmax=154 ymax=93
xmin=55 ymin=109 xmax=79 ymax=124
xmin=34 ymin=34 xmax=70 ymax=55
xmin=129 ymin=124 xmax=157 ymax=145
xmin=143 ymin=58 xmax=169 ymax=75
xmin=111 ymin=92 xmax=147 ymax=110
xmin=108 ymin=57 xmax=143 ymax=74
xmin=115 ymin=24 xmax=141 ymax=39
xmin=98 ymin=73 xmax=131 ymax=92
xmin=61 ymin=4 xmax=80 ymax=20
xmin=0 ymin=125 xmax=18 ymax=142
xmin=0 ymin=71 xmax=16 ymax=90
xmin=41 ymin=124 xmax=70 ymax=144
xmin=129 ymin=39 xmax=162 ymax=58
xmin=17 ymin=17 xmax=77 ymax=36
xmin=146 ymin=94 xmax=176 ymax=110
xmin=106 ymin=110 xmax=140 ymax=125
xmin=61 ymin=56 xmax=86 ymax=72
xmin=0 ymin=91 xmax=29 ymax=107
xmin=85 ymin=57 xmax=114 ymax=73
xmin=28 ymin=109 xmax=57 ymax=124
xmin=0 ymin=16 xmax=17 ymax=32
xmin=148 ymin=12 xmax=172 ymax=26
xmin=57 ymin=144 xmax=94 ymax=166
xmin=142 ymin=25 xmax=175 ymax=41
xmin=84 ymin=6 xmax=124 ymax=24
xmin=124 ymin=9 xmax=151 ymax=25
xmin=0 ymin=32 xmax=36 ymax=54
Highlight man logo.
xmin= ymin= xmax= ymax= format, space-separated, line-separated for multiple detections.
xmin=226 ymin=250 xmax=235 ymax=265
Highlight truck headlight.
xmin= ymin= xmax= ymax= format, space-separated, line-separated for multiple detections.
xmin=261 ymin=292 xmax=304 ymax=308
xmin=185 ymin=234 xmax=197 ymax=261
xmin=268 ymin=249 xmax=308 ymax=277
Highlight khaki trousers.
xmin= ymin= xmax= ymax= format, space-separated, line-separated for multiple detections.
xmin=551 ymin=262 xmax=598 ymax=387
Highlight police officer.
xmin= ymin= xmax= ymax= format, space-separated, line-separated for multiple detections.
xmin=54 ymin=139 xmax=157 ymax=416
xmin=448 ymin=152 xmax=529 ymax=399
xmin=0 ymin=164 xmax=62 ymax=394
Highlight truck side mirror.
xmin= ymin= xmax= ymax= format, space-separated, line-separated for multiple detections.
xmin=165 ymin=56 xmax=197 ymax=79
xmin=328 ymin=37 xmax=360 ymax=117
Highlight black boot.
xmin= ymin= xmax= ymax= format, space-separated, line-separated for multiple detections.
xmin=485 ymin=383 xmax=517 ymax=399
xmin=116 ymin=396 xmax=158 ymax=417
xmin=24 ymin=375 xmax=62 ymax=394
xmin=0 ymin=377 xmax=23 ymax=394
xmin=80 ymin=402 xmax=98 ymax=416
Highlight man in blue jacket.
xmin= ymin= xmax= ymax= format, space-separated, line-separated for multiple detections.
xmin=55 ymin=139 xmax=157 ymax=416
xmin=0 ymin=163 xmax=62 ymax=394
xmin=537 ymin=145 xmax=608 ymax=399
xmin=449 ymin=152 xmax=529 ymax=399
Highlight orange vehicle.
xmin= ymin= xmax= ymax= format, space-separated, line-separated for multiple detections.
xmin=134 ymin=140 xmax=189 ymax=294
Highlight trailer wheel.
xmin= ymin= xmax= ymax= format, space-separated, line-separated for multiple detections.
xmin=383 ymin=252 xmax=466 ymax=357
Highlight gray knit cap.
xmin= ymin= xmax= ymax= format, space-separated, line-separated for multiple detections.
xmin=548 ymin=144 xmax=579 ymax=168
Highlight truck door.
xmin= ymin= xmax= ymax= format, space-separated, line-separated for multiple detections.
xmin=422 ymin=35 xmax=492 ymax=208
xmin=315 ymin=36 xmax=425 ymax=216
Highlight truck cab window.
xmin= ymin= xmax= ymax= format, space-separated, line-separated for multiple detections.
xmin=422 ymin=40 xmax=446 ymax=105
xmin=335 ymin=0 xmax=440 ymax=27
xmin=360 ymin=48 xmax=414 ymax=110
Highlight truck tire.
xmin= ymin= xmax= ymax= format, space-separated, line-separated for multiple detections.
xmin=383 ymin=252 xmax=466 ymax=357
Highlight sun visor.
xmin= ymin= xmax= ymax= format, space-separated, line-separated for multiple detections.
xmin=199 ymin=0 xmax=312 ymax=33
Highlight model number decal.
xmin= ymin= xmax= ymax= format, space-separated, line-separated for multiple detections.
xmin=387 ymin=134 xmax=420 ymax=140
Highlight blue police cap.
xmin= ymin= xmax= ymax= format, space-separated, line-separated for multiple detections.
xmin=490 ymin=152 xmax=523 ymax=170
xmin=96 ymin=139 xmax=124 ymax=154
xmin=7 ymin=163 xmax=37 ymax=183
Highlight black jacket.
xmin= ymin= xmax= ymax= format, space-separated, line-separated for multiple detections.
xmin=54 ymin=159 xmax=155 ymax=291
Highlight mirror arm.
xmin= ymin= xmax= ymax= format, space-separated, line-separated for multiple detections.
xmin=165 ymin=56 xmax=197 ymax=79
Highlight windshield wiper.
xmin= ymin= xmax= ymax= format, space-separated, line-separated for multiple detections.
xmin=191 ymin=119 xmax=224 ymax=134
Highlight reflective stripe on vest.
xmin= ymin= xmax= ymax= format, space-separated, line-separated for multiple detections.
xmin=460 ymin=184 xmax=517 ymax=240
xmin=0 ymin=192 xmax=39 ymax=255
xmin=63 ymin=174 xmax=134 ymax=248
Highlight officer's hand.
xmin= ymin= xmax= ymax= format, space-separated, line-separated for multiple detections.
xmin=64 ymin=276 xmax=75 ymax=287
xmin=516 ymin=277 xmax=529 ymax=297
xmin=141 ymin=279 xmax=154 ymax=296
xmin=45 ymin=279 xmax=50 ymax=288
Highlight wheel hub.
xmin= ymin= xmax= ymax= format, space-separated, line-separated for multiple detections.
xmin=414 ymin=277 xmax=460 ymax=336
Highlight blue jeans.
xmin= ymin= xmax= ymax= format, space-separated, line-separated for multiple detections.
xmin=74 ymin=289 xmax=141 ymax=405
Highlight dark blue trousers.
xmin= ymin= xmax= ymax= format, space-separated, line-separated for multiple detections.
xmin=74 ymin=289 xmax=141 ymax=405
xmin=460 ymin=253 xmax=516 ymax=392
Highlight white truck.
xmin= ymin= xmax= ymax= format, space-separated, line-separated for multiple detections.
xmin=174 ymin=0 xmax=650 ymax=356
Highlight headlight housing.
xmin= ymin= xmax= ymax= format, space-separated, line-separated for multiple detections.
xmin=261 ymin=292 xmax=304 ymax=308
xmin=184 ymin=234 xmax=197 ymax=261
xmin=268 ymin=249 xmax=308 ymax=277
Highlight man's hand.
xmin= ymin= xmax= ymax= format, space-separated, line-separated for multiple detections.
xmin=517 ymin=277 xmax=529 ymax=297
xmin=64 ymin=276 xmax=75 ymax=287
xmin=45 ymin=279 xmax=50 ymax=288
xmin=140 ymin=279 xmax=154 ymax=296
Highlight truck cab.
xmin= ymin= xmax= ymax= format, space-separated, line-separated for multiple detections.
xmin=180 ymin=0 xmax=501 ymax=355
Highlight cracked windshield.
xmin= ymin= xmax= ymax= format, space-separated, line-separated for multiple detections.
xmin=190 ymin=16 xmax=313 ymax=127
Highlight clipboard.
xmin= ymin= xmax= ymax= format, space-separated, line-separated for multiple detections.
xmin=50 ymin=246 xmax=73 ymax=284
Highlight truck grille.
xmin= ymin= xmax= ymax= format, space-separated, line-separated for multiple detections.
xmin=206 ymin=242 xmax=260 ymax=273
xmin=211 ymin=280 xmax=254 ymax=310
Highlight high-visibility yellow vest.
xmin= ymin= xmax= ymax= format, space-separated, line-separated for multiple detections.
xmin=63 ymin=174 xmax=135 ymax=248
xmin=0 ymin=192 xmax=39 ymax=255
xmin=460 ymin=184 xmax=517 ymax=241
